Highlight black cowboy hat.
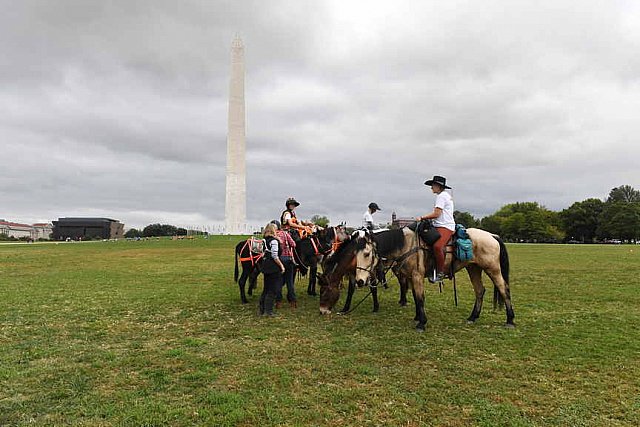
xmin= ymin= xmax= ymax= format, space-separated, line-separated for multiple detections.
xmin=285 ymin=197 xmax=300 ymax=207
xmin=368 ymin=202 xmax=381 ymax=211
xmin=424 ymin=175 xmax=451 ymax=189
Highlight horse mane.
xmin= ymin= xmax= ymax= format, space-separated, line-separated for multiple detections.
xmin=372 ymin=229 xmax=406 ymax=256
xmin=324 ymin=236 xmax=356 ymax=273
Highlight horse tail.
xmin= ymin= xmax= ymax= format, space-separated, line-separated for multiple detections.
xmin=492 ymin=236 xmax=510 ymax=310
xmin=234 ymin=242 xmax=241 ymax=283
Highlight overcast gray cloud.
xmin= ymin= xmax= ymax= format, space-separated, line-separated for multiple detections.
xmin=1 ymin=0 xmax=639 ymax=229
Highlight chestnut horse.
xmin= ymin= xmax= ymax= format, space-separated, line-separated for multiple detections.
xmin=353 ymin=227 xmax=514 ymax=331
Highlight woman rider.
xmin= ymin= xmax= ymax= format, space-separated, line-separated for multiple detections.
xmin=416 ymin=175 xmax=455 ymax=283
xmin=281 ymin=197 xmax=315 ymax=241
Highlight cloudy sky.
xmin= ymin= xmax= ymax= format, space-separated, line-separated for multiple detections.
xmin=1 ymin=0 xmax=639 ymax=230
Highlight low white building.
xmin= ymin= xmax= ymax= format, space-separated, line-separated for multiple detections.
xmin=0 ymin=220 xmax=53 ymax=240
xmin=33 ymin=223 xmax=53 ymax=240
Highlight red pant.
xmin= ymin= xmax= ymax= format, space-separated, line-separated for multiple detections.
xmin=433 ymin=227 xmax=454 ymax=274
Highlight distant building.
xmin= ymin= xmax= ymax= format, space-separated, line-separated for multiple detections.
xmin=391 ymin=211 xmax=414 ymax=229
xmin=52 ymin=218 xmax=124 ymax=240
xmin=33 ymin=223 xmax=53 ymax=240
xmin=0 ymin=220 xmax=53 ymax=240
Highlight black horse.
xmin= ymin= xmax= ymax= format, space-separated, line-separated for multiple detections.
xmin=234 ymin=238 xmax=263 ymax=304
xmin=293 ymin=226 xmax=349 ymax=296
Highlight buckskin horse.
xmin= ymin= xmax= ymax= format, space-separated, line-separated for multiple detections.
xmin=319 ymin=231 xmax=410 ymax=314
xmin=293 ymin=225 xmax=349 ymax=296
xmin=234 ymin=238 xmax=263 ymax=304
xmin=353 ymin=226 xmax=514 ymax=331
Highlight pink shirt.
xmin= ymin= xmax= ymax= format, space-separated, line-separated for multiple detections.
xmin=276 ymin=230 xmax=296 ymax=257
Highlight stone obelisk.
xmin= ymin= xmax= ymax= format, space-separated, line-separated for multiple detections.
xmin=225 ymin=35 xmax=247 ymax=234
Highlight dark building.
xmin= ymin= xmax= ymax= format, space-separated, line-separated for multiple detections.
xmin=52 ymin=218 xmax=125 ymax=240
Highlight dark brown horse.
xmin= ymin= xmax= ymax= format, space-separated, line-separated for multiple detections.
xmin=353 ymin=227 xmax=514 ymax=331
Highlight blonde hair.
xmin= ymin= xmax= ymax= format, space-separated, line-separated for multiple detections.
xmin=263 ymin=223 xmax=278 ymax=238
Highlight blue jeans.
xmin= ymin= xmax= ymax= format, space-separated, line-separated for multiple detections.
xmin=276 ymin=256 xmax=297 ymax=302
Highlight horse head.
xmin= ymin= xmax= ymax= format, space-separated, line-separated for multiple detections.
xmin=318 ymin=272 xmax=341 ymax=314
xmin=353 ymin=230 xmax=379 ymax=287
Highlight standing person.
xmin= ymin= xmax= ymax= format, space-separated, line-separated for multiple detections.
xmin=416 ymin=175 xmax=455 ymax=283
xmin=281 ymin=197 xmax=314 ymax=241
xmin=363 ymin=202 xmax=382 ymax=230
xmin=273 ymin=220 xmax=298 ymax=309
xmin=258 ymin=223 xmax=285 ymax=316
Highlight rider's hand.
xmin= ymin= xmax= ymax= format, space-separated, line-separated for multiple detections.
xmin=415 ymin=216 xmax=422 ymax=221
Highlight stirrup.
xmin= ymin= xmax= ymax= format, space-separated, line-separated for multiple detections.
xmin=428 ymin=272 xmax=445 ymax=284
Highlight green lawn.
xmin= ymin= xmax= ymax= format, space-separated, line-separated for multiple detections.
xmin=1 ymin=238 xmax=639 ymax=426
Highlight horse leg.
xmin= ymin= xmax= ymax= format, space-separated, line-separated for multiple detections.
xmin=239 ymin=266 xmax=250 ymax=304
xmin=398 ymin=274 xmax=408 ymax=307
xmin=465 ymin=264 xmax=485 ymax=323
xmin=248 ymin=267 xmax=259 ymax=296
xmin=307 ymin=262 xmax=318 ymax=296
xmin=486 ymin=267 xmax=515 ymax=327
xmin=340 ymin=277 xmax=356 ymax=313
xmin=372 ymin=285 xmax=379 ymax=312
xmin=412 ymin=271 xmax=427 ymax=331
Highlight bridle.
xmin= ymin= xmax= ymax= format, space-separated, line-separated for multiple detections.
xmin=354 ymin=236 xmax=378 ymax=276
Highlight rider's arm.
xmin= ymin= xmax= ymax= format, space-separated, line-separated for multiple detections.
xmin=416 ymin=207 xmax=442 ymax=221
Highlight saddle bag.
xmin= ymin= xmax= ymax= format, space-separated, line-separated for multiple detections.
xmin=454 ymin=224 xmax=473 ymax=261
xmin=417 ymin=220 xmax=441 ymax=245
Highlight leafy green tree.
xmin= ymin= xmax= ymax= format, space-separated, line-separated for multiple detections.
xmin=560 ymin=198 xmax=605 ymax=242
xmin=597 ymin=202 xmax=640 ymax=240
xmin=480 ymin=215 xmax=503 ymax=235
xmin=310 ymin=215 xmax=330 ymax=228
xmin=481 ymin=202 xmax=561 ymax=242
xmin=607 ymin=185 xmax=640 ymax=203
xmin=454 ymin=211 xmax=479 ymax=228
xmin=143 ymin=224 xmax=178 ymax=237
xmin=124 ymin=228 xmax=142 ymax=238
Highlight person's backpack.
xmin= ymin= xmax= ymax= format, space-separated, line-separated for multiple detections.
xmin=454 ymin=224 xmax=473 ymax=261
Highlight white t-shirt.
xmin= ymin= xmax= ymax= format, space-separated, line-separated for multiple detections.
xmin=433 ymin=191 xmax=455 ymax=231
xmin=363 ymin=210 xmax=374 ymax=228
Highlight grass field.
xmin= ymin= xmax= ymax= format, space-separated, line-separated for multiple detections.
xmin=1 ymin=237 xmax=639 ymax=426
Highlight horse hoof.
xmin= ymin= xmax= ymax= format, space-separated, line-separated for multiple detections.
xmin=308 ymin=292 xmax=317 ymax=297
xmin=504 ymin=323 xmax=516 ymax=329
xmin=466 ymin=319 xmax=477 ymax=324
xmin=415 ymin=326 xmax=425 ymax=333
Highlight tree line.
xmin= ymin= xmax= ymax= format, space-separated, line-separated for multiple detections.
xmin=454 ymin=185 xmax=640 ymax=243
xmin=124 ymin=223 xmax=190 ymax=238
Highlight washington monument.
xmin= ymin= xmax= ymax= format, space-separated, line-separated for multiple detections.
xmin=225 ymin=35 xmax=246 ymax=234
